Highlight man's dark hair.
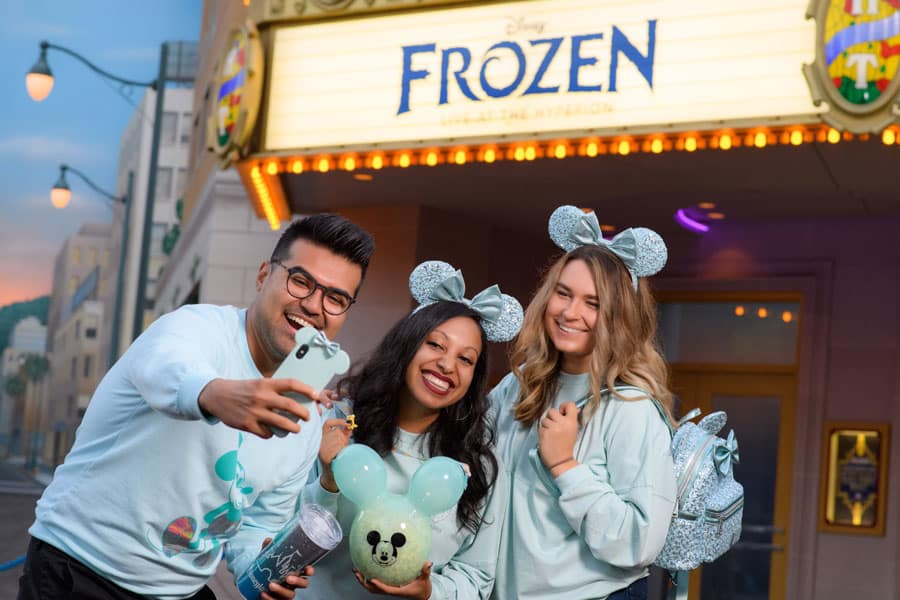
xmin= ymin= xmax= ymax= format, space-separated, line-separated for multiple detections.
xmin=270 ymin=214 xmax=376 ymax=284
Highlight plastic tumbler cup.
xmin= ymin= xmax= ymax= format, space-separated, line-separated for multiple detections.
xmin=236 ymin=503 xmax=342 ymax=599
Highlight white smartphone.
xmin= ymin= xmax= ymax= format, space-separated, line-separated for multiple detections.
xmin=270 ymin=326 xmax=350 ymax=437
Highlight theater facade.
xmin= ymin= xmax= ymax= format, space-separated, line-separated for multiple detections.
xmin=170 ymin=1 xmax=900 ymax=598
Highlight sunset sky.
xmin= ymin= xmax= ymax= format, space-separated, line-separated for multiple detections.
xmin=0 ymin=1 xmax=202 ymax=306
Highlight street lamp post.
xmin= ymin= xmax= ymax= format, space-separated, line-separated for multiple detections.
xmin=27 ymin=40 xmax=195 ymax=342
xmin=51 ymin=165 xmax=134 ymax=367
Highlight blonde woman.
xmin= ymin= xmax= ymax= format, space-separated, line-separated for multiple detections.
xmin=490 ymin=206 xmax=676 ymax=600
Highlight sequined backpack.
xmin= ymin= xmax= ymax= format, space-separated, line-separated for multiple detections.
xmin=650 ymin=404 xmax=744 ymax=600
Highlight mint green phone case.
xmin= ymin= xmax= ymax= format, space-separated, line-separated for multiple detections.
xmin=270 ymin=326 xmax=350 ymax=437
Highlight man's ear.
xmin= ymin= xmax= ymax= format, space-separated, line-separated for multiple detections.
xmin=256 ymin=261 xmax=270 ymax=292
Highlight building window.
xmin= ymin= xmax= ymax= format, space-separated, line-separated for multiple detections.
xmin=88 ymin=247 xmax=97 ymax=267
xmin=68 ymin=396 xmax=75 ymax=418
xmin=180 ymin=112 xmax=192 ymax=144
xmin=151 ymin=223 xmax=167 ymax=257
xmin=69 ymin=276 xmax=79 ymax=294
xmin=161 ymin=111 xmax=178 ymax=145
xmin=75 ymin=320 xmax=81 ymax=340
xmin=85 ymin=327 xmax=97 ymax=339
xmin=102 ymin=249 xmax=110 ymax=269
xmin=71 ymin=356 xmax=77 ymax=378
xmin=156 ymin=167 xmax=173 ymax=201
xmin=83 ymin=355 xmax=92 ymax=379
xmin=175 ymin=168 xmax=187 ymax=198
xmin=72 ymin=246 xmax=81 ymax=265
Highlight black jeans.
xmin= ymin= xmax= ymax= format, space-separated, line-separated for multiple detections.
xmin=608 ymin=576 xmax=648 ymax=600
xmin=18 ymin=537 xmax=217 ymax=600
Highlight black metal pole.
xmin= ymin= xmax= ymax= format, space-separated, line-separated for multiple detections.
xmin=132 ymin=43 xmax=167 ymax=341
xmin=109 ymin=171 xmax=134 ymax=367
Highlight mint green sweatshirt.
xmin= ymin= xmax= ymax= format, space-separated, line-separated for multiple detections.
xmin=489 ymin=371 xmax=675 ymax=600
xmin=29 ymin=305 xmax=322 ymax=599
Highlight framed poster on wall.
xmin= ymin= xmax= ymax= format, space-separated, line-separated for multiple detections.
xmin=818 ymin=421 xmax=890 ymax=536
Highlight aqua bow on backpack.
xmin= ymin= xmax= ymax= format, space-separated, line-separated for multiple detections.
xmin=652 ymin=406 xmax=745 ymax=600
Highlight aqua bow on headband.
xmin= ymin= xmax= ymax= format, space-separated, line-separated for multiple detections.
xmin=549 ymin=205 xmax=668 ymax=290
xmin=310 ymin=329 xmax=342 ymax=358
xmin=409 ymin=261 xmax=523 ymax=342
xmin=432 ymin=274 xmax=504 ymax=323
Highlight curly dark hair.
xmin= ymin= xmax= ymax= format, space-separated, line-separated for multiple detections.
xmin=338 ymin=301 xmax=498 ymax=533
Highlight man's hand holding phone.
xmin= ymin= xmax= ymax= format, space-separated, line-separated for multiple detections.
xmin=198 ymin=378 xmax=318 ymax=439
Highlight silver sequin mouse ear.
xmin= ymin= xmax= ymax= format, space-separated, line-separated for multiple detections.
xmin=409 ymin=261 xmax=458 ymax=305
xmin=548 ymin=205 xmax=586 ymax=252
xmin=628 ymin=227 xmax=668 ymax=278
xmin=408 ymin=260 xmax=524 ymax=342
xmin=480 ymin=293 xmax=524 ymax=343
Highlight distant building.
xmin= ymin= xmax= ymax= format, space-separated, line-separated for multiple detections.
xmin=0 ymin=317 xmax=47 ymax=451
xmin=98 ymin=85 xmax=196 ymax=371
xmin=44 ymin=223 xmax=111 ymax=465
xmin=46 ymin=299 xmax=102 ymax=465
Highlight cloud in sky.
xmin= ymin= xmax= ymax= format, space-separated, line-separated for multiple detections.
xmin=4 ymin=21 xmax=72 ymax=38
xmin=0 ymin=135 xmax=105 ymax=164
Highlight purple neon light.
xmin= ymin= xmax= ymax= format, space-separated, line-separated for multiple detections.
xmin=674 ymin=209 xmax=709 ymax=233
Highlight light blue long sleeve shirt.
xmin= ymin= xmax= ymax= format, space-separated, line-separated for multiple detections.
xmin=489 ymin=371 xmax=675 ymax=600
xmin=300 ymin=422 xmax=507 ymax=600
xmin=29 ymin=304 xmax=322 ymax=599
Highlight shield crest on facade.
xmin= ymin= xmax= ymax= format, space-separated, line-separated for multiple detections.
xmin=804 ymin=0 xmax=900 ymax=133
xmin=207 ymin=21 xmax=265 ymax=167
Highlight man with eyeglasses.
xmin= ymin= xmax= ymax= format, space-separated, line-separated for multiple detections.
xmin=20 ymin=214 xmax=375 ymax=600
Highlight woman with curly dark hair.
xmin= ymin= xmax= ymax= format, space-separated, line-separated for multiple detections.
xmin=299 ymin=261 xmax=523 ymax=600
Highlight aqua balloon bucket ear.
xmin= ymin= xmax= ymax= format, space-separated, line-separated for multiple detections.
xmin=332 ymin=444 xmax=468 ymax=586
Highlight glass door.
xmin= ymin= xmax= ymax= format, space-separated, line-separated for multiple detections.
xmin=675 ymin=373 xmax=796 ymax=600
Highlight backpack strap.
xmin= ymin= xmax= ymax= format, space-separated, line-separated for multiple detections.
xmin=667 ymin=570 xmax=690 ymax=600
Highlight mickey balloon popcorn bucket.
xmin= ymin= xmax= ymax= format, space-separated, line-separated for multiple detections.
xmin=332 ymin=444 xmax=468 ymax=586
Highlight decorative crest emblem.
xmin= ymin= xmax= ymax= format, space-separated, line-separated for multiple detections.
xmin=207 ymin=21 xmax=264 ymax=166
xmin=803 ymin=0 xmax=900 ymax=133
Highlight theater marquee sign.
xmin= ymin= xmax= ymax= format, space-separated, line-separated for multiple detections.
xmin=262 ymin=0 xmax=825 ymax=153
xmin=804 ymin=0 xmax=900 ymax=133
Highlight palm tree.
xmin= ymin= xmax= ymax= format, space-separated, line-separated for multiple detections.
xmin=4 ymin=373 xmax=26 ymax=457
xmin=22 ymin=354 xmax=50 ymax=471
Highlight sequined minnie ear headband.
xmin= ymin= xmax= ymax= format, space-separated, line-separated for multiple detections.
xmin=548 ymin=205 xmax=668 ymax=290
xmin=408 ymin=261 xmax=524 ymax=342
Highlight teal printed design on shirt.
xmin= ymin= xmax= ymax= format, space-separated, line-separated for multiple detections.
xmin=148 ymin=433 xmax=254 ymax=567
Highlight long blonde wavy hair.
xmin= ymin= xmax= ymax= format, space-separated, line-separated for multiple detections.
xmin=511 ymin=245 xmax=674 ymax=428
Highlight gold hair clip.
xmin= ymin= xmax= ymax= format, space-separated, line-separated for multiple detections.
xmin=345 ymin=414 xmax=358 ymax=432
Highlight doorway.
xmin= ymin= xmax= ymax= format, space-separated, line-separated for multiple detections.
xmin=671 ymin=371 xmax=796 ymax=600
xmin=657 ymin=293 xmax=801 ymax=600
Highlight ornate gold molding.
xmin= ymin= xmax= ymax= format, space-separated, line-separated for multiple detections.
xmin=252 ymin=0 xmax=478 ymax=24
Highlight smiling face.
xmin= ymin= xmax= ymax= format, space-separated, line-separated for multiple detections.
xmin=401 ymin=316 xmax=482 ymax=419
xmin=247 ymin=238 xmax=363 ymax=375
xmin=543 ymin=258 xmax=599 ymax=373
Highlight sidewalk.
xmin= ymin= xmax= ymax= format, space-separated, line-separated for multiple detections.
xmin=0 ymin=456 xmax=50 ymax=494
xmin=0 ymin=457 xmax=44 ymax=598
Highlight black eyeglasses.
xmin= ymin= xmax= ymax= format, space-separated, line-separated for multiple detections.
xmin=271 ymin=260 xmax=356 ymax=316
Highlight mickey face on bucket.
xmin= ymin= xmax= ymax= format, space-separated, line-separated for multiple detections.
xmin=367 ymin=530 xmax=407 ymax=567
